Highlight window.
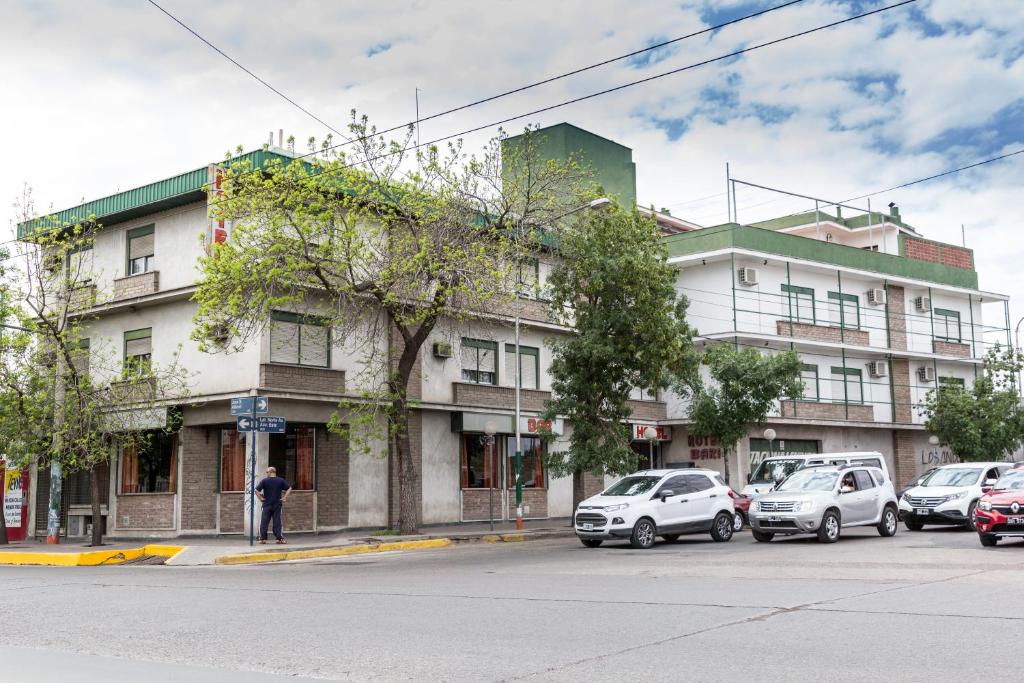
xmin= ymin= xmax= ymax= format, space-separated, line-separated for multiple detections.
xmin=461 ymin=433 xmax=497 ymax=488
xmin=939 ymin=376 xmax=965 ymax=390
xmin=461 ymin=338 xmax=497 ymax=384
xmin=504 ymin=344 xmax=539 ymax=390
xmin=781 ymin=284 xmax=816 ymax=324
xmin=124 ymin=328 xmax=152 ymax=376
xmin=66 ymin=244 xmax=93 ymax=283
xmin=269 ymin=311 xmax=329 ymax=367
xmin=853 ymin=470 xmax=875 ymax=490
xmin=126 ymin=225 xmax=155 ymax=275
xmin=799 ymin=364 xmax=819 ymax=401
xmin=120 ymin=431 xmax=177 ymax=494
xmin=516 ymin=257 xmax=540 ymax=298
xmin=220 ymin=429 xmax=247 ymax=492
xmin=630 ymin=387 xmax=660 ymax=401
xmin=505 ymin=436 xmax=545 ymax=488
xmin=934 ymin=308 xmax=961 ymax=343
xmin=683 ymin=474 xmax=714 ymax=492
xmin=861 ymin=245 xmax=879 ymax=252
xmin=268 ymin=425 xmax=315 ymax=490
xmin=830 ymin=367 xmax=863 ymax=404
xmin=71 ymin=338 xmax=90 ymax=376
xmin=656 ymin=475 xmax=691 ymax=496
xmin=827 ymin=292 xmax=860 ymax=330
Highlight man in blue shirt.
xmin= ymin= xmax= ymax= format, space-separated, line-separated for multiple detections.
xmin=255 ymin=466 xmax=292 ymax=544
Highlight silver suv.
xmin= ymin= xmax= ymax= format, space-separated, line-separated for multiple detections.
xmin=749 ymin=465 xmax=899 ymax=543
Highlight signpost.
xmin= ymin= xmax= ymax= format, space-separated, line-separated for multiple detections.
xmin=232 ymin=395 xmax=283 ymax=546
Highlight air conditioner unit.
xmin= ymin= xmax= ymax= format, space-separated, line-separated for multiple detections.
xmin=868 ymin=360 xmax=888 ymax=378
xmin=914 ymin=296 xmax=931 ymax=313
xmin=737 ymin=267 xmax=759 ymax=286
xmin=866 ymin=288 xmax=886 ymax=306
xmin=918 ymin=365 xmax=935 ymax=382
xmin=433 ymin=342 xmax=453 ymax=359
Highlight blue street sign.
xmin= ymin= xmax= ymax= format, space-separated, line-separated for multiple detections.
xmin=231 ymin=396 xmax=270 ymax=416
xmin=237 ymin=415 xmax=286 ymax=433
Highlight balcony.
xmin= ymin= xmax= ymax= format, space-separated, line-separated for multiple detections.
xmin=260 ymin=364 xmax=345 ymax=394
xmin=452 ymin=382 xmax=550 ymax=411
xmin=68 ymin=283 xmax=98 ymax=311
xmin=932 ymin=340 xmax=971 ymax=358
xmin=780 ymin=400 xmax=874 ymax=422
xmin=113 ymin=271 xmax=159 ymax=300
xmin=107 ymin=376 xmax=158 ymax=403
xmin=627 ymin=399 xmax=667 ymax=421
xmin=776 ymin=320 xmax=870 ymax=347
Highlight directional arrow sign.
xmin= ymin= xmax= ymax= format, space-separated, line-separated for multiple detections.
xmin=236 ymin=416 xmax=254 ymax=432
xmin=231 ymin=397 xmax=270 ymax=416
xmin=254 ymin=397 xmax=269 ymax=413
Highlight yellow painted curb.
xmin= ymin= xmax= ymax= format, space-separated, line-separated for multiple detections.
xmin=500 ymin=534 xmax=526 ymax=542
xmin=214 ymin=537 xmax=452 ymax=565
xmin=0 ymin=544 xmax=186 ymax=567
xmin=481 ymin=535 xmax=502 ymax=544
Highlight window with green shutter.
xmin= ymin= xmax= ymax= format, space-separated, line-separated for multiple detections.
xmin=799 ymin=363 xmax=819 ymax=401
xmin=124 ymin=328 xmax=152 ymax=376
xmin=126 ymin=225 xmax=155 ymax=275
xmin=504 ymin=344 xmax=539 ymax=390
xmin=830 ymin=366 xmax=863 ymax=404
xmin=827 ymin=292 xmax=860 ymax=330
xmin=269 ymin=311 xmax=329 ymax=367
xmin=934 ymin=308 xmax=961 ymax=343
xmin=782 ymin=284 xmax=816 ymax=324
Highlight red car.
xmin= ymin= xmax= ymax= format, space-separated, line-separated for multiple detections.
xmin=975 ymin=468 xmax=1024 ymax=547
xmin=730 ymin=489 xmax=751 ymax=531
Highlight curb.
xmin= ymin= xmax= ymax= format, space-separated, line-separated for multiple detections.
xmin=0 ymin=544 xmax=186 ymax=567
xmin=214 ymin=538 xmax=452 ymax=565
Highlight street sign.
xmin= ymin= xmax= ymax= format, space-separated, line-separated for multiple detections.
xmin=237 ymin=416 xmax=286 ymax=433
xmin=231 ymin=396 xmax=270 ymax=416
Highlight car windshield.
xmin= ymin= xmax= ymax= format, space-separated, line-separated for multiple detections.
xmin=750 ymin=459 xmax=803 ymax=484
xmin=776 ymin=469 xmax=839 ymax=492
xmin=921 ymin=468 xmax=982 ymax=487
xmin=602 ymin=476 xmax=660 ymax=496
xmin=994 ymin=470 xmax=1024 ymax=490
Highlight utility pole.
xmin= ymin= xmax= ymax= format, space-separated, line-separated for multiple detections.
xmin=46 ymin=344 xmax=65 ymax=544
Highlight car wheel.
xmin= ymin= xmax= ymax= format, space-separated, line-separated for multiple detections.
xmin=904 ymin=518 xmax=924 ymax=531
xmin=877 ymin=506 xmax=898 ymax=537
xmin=580 ymin=539 xmax=603 ymax=548
xmin=965 ymin=500 xmax=979 ymax=530
xmin=817 ymin=509 xmax=841 ymax=543
xmin=661 ymin=534 xmax=680 ymax=543
xmin=629 ymin=518 xmax=657 ymax=549
xmin=979 ymin=533 xmax=998 ymax=547
xmin=710 ymin=511 xmax=735 ymax=542
xmin=733 ymin=511 xmax=746 ymax=531
xmin=751 ymin=529 xmax=774 ymax=542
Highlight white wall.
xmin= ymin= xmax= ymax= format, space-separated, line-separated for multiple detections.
xmin=421 ymin=411 xmax=460 ymax=524
xmin=346 ymin=414 xmax=389 ymax=528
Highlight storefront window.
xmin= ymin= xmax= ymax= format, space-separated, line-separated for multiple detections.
xmin=505 ymin=436 xmax=545 ymax=488
xmin=461 ymin=433 xmax=498 ymax=488
xmin=121 ymin=431 xmax=177 ymax=494
xmin=269 ymin=425 xmax=315 ymax=490
xmin=221 ymin=429 xmax=247 ymax=492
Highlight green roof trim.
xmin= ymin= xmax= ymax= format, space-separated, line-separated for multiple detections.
xmin=750 ymin=209 xmax=912 ymax=233
xmin=663 ymin=223 xmax=978 ymax=289
xmin=17 ymin=150 xmax=294 ymax=239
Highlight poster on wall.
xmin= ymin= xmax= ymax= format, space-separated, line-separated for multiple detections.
xmin=3 ymin=468 xmax=24 ymax=529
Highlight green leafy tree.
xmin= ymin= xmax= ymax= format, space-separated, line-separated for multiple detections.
xmin=689 ymin=344 xmax=803 ymax=485
xmin=541 ymin=206 xmax=699 ymax=508
xmin=923 ymin=345 xmax=1024 ymax=461
xmin=192 ymin=116 xmax=589 ymax=533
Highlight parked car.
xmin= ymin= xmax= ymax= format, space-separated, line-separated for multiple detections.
xmin=897 ymin=468 xmax=937 ymax=499
xmin=975 ymin=468 xmax=1024 ymax=547
xmin=742 ymin=452 xmax=890 ymax=497
xmin=898 ymin=462 xmax=1012 ymax=530
xmin=574 ymin=469 xmax=736 ymax=549
xmin=732 ymin=492 xmax=751 ymax=531
xmin=748 ymin=465 xmax=898 ymax=543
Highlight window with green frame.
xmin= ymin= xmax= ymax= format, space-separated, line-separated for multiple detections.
xmin=126 ymin=224 xmax=155 ymax=275
xmin=934 ymin=308 xmax=961 ymax=343
xmin=461 ymin=338 xmax=497 ymax=384
xmin=123 ymin=328 xmax=152 ymax=376
xmin=830 ymin=366 xmax=863 ymax=404
xmin=269 ymin=311 xmax=329 ymax=367
xmin=516 ymin=257 xmax=540 ymax=298
xmin=799 ymin=363 xmax=819 ymax=401
xmin=827 ymin=292 xmax=860 ymax=330
xmin=782 ymin=284 xmax=816 ymax=324
xmin=504 ymin=343 xmax=539 ymax=390
xmin=938 ymin=376 xmax=966 ymax=389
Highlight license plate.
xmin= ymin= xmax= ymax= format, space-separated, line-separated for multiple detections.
xmin=1009 ymin=517 xmax=1024 ymax=525
xmin=915 ymin=509 xmax=929 ymax=516
xmin=768 ymin=515 xmax=781 ymax=522
xmin=583 ymin=523 xmax=594 ymax=531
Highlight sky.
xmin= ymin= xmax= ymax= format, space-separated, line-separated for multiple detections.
xmin=2 ymin=0 xmax=1023 ymax=330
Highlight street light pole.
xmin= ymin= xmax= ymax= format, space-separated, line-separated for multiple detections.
xmin=484 ymin=421 xmax=497 ymax=532
xmin=642 ymin=426 xmax=658 ymax=469
xmin=763 ymin=428 xmax=776 ymax=484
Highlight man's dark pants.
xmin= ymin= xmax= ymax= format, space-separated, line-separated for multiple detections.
xmin=260 ymin=503 xmax=283 ymax=541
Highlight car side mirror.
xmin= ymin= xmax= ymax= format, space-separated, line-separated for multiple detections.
xmin=658 ymin=489 xmax=674 ymax=502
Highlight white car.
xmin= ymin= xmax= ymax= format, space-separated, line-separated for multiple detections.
xmin=898 ymin=462 xmax=1013 ymax=530
xmin=742 ymin=452 xmax=891 ymax=497
xmin=574 ymin=469 xmax=737 ymax=549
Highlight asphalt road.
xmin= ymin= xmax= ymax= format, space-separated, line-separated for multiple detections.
xmin=1 ymin=525 xmax=1022 ymax=682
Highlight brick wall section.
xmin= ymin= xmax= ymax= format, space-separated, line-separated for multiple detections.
xmin=491 ymin=297 xmax=552 ymax=324
xmin=891 ymin=359 xmax=912 ymax=423
xmin=933 ymin=340 xmax=971 ymax=358
xmin=108 ymin=377 xmax=158 ymax=403
xmin=776 ymin=321 xmax=869 ymax=346
xmin=583 ymin=472 xmax=605 ymax=498
xmin=115 ymin=494 xmax=175 ymax=530
xmin=892 ymin=430 xmax=917 ymax=489
xmin=113 ymin=271 xmax=159 ymax=300
xmin=780 ymin=400 xmax=874 ymax=421
xmin=627 ymin=400 xmax=667 ymax=421
xmin=316 ymin=426 xmax=348 ymax=528
xmin=903 ymin=236 xmax=974 ymax=270
xmin=461 ymin=488 xmax=503 ymax=522
xmin=886 ymin=285 xmax=907 ymax=350
xmin=260 ymin=364 xmax=345 ymax=394
xmin=453 ymin=382 xmax=551 ymax=412
xmin=282 ymin=491 xmax=315 ymax=532
xmin=388 ymin=409 xmax=423 ymax=528
xmin=507 ymin=488 xmax=548 ymax=519
xmin=220 ymin=493 xmax=243 ymax=533
xmin=69 ymin=284 xmax=97 ymax=311
xmin=180 ymin=426 xmax=217 ymax=530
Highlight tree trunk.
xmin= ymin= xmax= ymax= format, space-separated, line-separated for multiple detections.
xmin=722 ymin=446 xmax=732 ymax=489
xmin=390 ymin=341 xmax=421 ymax=535
xmin=570 ymin=469 xmax=586 ymax=526
xmin=89 ymin=465 xmax=103 ymax=547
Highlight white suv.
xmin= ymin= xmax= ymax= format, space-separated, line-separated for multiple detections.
xmin=574 ymin=469 xmax=736 ymax=549
xmin=899 ymin=462 xmax=1012 ymax=530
